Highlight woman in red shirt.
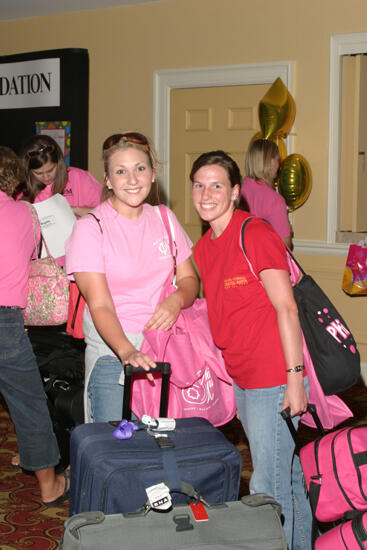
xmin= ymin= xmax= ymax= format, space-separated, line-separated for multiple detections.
xmin=191 ymin=150 xmax=311 ymax=550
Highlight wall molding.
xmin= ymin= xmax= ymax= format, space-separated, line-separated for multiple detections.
xmin=294 ymin=239 xmax=349 ymax=256
xmin=153 ymin=61 xmax=293 ymax=201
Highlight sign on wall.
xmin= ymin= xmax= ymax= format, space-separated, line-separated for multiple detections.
xmin=35 ymin=121 xmax=71 ymax=165
xmin=0 ymin=58 xmax=60 ymax=109
xmin=0 ymin=48 xmax=89 ymax=169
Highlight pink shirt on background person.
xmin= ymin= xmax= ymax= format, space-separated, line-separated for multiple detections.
xmin=241 ymin=176 xmax=291 ymax=240
xmin=33 ymin=166 xmax=102 ymax=208
xmin=0 ymin=191 xmax=35 ymax=307
xmin=65 ymin=201 xmax=193 ymax=333
xmin=28 ymin=166 xmax=102 ymax=267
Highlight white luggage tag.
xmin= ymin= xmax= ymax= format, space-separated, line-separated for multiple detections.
xmin=145 ymin=482 xmax=172 ymax=511
xmin=141 ymin=414 xmax=176 ymax=431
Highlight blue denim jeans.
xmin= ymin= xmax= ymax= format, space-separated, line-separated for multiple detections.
xmin=234 ymin=379 xmax=312 ymax=550
xmin=88 ymin=355 xmax=124 ymax=423
xmin=0 ymin=308 xmax=60 ymax=471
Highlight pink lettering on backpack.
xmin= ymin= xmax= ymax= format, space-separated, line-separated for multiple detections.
xmin=325 ymin=319 xmax=350 ymax=344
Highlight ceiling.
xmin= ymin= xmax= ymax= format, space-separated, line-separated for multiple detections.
xmin=0 ymin=0 xmax=163 ymax=21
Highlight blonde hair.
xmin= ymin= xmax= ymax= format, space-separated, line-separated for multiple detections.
xmin=245 ymin=139 xmax=279 ymax=185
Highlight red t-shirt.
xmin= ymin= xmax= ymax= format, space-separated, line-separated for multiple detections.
xmin=194 ymin=209 xmax=290 ymax=389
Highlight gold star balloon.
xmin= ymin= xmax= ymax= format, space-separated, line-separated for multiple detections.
xmin=258 ymin=77 xmax=296 ymax=139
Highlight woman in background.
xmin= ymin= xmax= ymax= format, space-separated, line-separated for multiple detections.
xmin=191 ymin=150 xmax=311 ymax=550
xmin=19 ymin=134 xmax=102 ymax=334
xmin=19 ymin=134 xmax=102 ymax=218
xmin=0 ymin=146 xmax=69 ymax=507
xmin=242 ymin=138 xmax=292 ymax=249
xmin=66 ymin=132 xmax=198 ymax=423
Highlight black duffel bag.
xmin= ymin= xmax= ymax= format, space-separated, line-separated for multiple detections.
xmin=28 ymin=326 xmax=85 ymax=470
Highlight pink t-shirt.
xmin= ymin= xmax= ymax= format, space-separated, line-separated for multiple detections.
xmin=0 ymin=191 xmax=35 ymax=307
xmin=31 ymin=166 xmax=102 ymax=266
xmin=33 ymin=166 xmax=102 ymax=208
xmin=65 ymin=202 xmax=193 ymax=333
xmin=241 ymin=177 xmax=291 ymax=240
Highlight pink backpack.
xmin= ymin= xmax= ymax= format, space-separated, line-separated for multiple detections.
xmin=315 ymin=511 xmax=367 ymax=549
xmin=300 ymin=424 xmax=367 ymax=523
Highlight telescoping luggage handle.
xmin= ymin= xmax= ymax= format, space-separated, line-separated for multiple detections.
xmin=123 ymin=362 xmax=171 ymax=421
xmin=281 ymin=404 xmax=326 ymax=453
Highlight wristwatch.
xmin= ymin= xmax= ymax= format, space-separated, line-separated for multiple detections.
xmin=286 ymin=365 xmax=304 ymax=373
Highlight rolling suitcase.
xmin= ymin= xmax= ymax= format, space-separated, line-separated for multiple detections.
xmin=69 ymin=363 xmax=242 ymax=516
xmin=61 ymin=493 xmax=287 ymax=550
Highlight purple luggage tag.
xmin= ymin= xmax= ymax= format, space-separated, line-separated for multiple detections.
xmin=113 ymin=419 xmax=140 ymax=440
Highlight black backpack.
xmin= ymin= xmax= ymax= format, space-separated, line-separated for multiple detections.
xmin=241 ymin=218 xmax=361 ymax=395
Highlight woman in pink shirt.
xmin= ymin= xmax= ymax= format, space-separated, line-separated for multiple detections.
xmin=19 ymin=134 xmax=102 ymax=322
xmin=19 ymin=134 xmax=102 ymax=217
xmin=66 ymin=132 xmax=199 ymax=423
xmin=242 ymin=139 xmax=293 ymax=249
xmin=0 ymin=146 xmax=69 ymax=507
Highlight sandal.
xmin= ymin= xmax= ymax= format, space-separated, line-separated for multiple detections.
xmin=42 ymin=470 xmax=70 ymax=507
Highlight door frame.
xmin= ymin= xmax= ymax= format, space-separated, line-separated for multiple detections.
xmin=153 ymin=61 xmax=293 ymax=201
xmin=328 ymin=32 xmax=367 ymax=244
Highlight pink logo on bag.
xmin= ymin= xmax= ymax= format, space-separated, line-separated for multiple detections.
xmin=317 ymin=309 xmax=357 ymax=354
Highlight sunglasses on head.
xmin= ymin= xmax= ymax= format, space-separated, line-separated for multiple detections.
xmin=102 ymin=132 xmax=149 ymax=151
xmin=27 ymin=144 xmax=54 ymax=158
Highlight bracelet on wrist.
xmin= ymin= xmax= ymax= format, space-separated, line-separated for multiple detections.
xmin=286 ymin=365 xmax=304 ymax=373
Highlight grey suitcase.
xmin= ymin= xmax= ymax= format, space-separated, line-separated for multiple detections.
xmin=60 ymin=493 xmax=287 ymax=550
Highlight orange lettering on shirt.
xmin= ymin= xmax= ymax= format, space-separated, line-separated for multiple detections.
xmin=224 ymin=276 xmax=248 ymax=289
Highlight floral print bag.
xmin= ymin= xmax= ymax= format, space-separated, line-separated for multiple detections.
xmin=23 ymin=204 xmax=69 ymax=326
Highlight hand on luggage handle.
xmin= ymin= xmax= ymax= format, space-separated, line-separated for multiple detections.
xmin=123 ymin=362 xmax=171 ymax=420
xmin=124 ymin=363 xmax=171 ymax=376
xmin=281 ymin=404 xmax=326 ymax=452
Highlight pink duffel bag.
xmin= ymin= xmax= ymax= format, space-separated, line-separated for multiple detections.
xmin=301 ymin=424 xmax=367 ymax=523
xmin=315 ymin=512 xmax=367 ymax=549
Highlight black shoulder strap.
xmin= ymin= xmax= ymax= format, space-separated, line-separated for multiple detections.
xmin=240 ymin=216 xmax=307 ymax=278
xmin=240 ymin=216 xmax=256 ymax=257
xmin=88 ymin=212 xmax=103 ymax=234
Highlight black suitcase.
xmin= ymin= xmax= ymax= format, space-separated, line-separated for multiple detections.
xmin=69 ymin=363 xmax=242 ymax=515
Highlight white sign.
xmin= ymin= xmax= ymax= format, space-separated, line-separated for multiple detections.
xmin=33 ymin=194 xmax=76 ymax=259
xmin=0 ymin=58 xmax=60 ymax=109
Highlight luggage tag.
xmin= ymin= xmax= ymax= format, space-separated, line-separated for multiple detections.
xmin=141 ymin=415 xmax=176 ymax=448
xmin=189 ymin=502 xmax=209 ymax=522
xmin=146 ymin=482 xmax=172 ymax=511
xmin=141 ymin=414 xmax=176 ymax=431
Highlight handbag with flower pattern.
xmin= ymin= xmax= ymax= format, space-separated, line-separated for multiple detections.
xmin=23 ymin=204 xmax=70 ymax=326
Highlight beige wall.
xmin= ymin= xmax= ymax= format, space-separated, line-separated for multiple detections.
xmin=1 ymin=0 xmax=367 ymax=360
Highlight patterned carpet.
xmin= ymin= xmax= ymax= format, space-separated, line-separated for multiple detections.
xmin=0 ymin=384 xmax=366 ymax=549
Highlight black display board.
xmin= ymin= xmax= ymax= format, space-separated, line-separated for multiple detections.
xmin=0 ymin=48 xmax=89 ymax=169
